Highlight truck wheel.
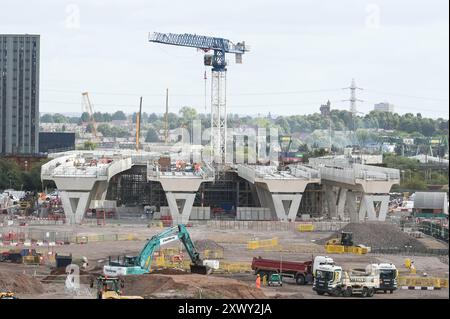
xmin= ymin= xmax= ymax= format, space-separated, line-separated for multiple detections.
xmin=296 ymin=275 xmax=306 ymax=285
xmin=389 ymin=290 xmax=394 ymax=294
xmin=368 ymin=288 xmax=375 ymax=297
xmin=383 ymin=290 xmax=387 ymax=294
xmin=316 ymin=291 xmax=325 ymax=296
xmin=343 ymin=287 xmax=352 ymax=297
xmin=332 ymin=288 xmax=342 ymax=297
xmin=361 ymin=287 xmax=369 ymax=298
xmin=305 ymin=273 xmax=314 ymax=284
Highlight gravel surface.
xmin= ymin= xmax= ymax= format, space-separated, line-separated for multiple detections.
xmin=319 ymin=222 xmax=428 ymax=250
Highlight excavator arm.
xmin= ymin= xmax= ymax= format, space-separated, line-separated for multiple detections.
xmin=134 ymin=224 xmax=209 ymax=274
xmin=177 ymin=225 xmax=209 ymax=274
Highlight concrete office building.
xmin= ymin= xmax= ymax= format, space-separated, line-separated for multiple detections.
xmin=0 ymin=34 xmax=40 ymax=154
xmin=374 ymin=102 xmax=394 ymax=113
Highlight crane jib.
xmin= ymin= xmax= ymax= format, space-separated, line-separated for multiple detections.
xmin=148 ymin=32 xmax=246 ymax=54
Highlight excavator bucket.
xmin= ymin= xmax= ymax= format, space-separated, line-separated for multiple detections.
xmin=190 ymin=264 xmax=210 ymax=275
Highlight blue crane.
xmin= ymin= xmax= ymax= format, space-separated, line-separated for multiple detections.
xmin=148 ymin=32 xmax=249 ymax=163
xmin=103 ymin=224 xmax=209 ymax=275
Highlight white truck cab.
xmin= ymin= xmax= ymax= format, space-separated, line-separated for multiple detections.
xmin=366 ymin=263 xmax=398 ymax=293
xmin=312 ymin=256 xmax=335 ymax=275
xmin=313 ymin=264 xmax=379 ymax=297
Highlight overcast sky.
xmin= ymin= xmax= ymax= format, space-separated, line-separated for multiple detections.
xmin=1 ymin=0 xmax=448 ymax=118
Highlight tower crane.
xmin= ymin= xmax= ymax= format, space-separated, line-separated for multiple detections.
xmin=81 ymin=92 xmax=98 ymax=141
xmin=149 ymin=32 xmax=249 ymax=164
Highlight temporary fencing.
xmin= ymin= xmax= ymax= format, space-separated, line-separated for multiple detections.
xmin=398 ymin=276 xmax=449 ymax=289
xmin=247 ymin=237 xmax=279 ymax=250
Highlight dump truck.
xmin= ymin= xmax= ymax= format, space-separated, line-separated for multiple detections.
xmin=0 ymin=249 xmax=41 ymax=264
xmin=313 ymin=264 xmax=378 ymax=297
xmin=251 ymin=256 xmax=334 ymax=285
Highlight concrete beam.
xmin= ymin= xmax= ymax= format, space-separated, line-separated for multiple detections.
xmin=166 ymin=192 xmax=196 ymax=224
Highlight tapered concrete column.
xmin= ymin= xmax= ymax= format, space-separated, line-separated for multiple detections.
xmin=255 ymin=186 xmax=303 ymax=221
xmin=60 ymin=191 xmax=91 ymax=224
xmin=324 ymin=185 xmax=337 ymax=218
xmin=92 ymin=181 xmax=108 ymax=201
xmin=271 ymin=193 xmax=303 ymax=222
xmin=347 ymin=191 xmax=359 ymax=222
xmin=166 ymin=192 xmax=196 ymax=224
xmin=358 ymin=194 xmax=390 ymax=221
xmin=255 ymin=187 xmax=273 ymax=212
xmin=337 ymin=188 xmax=347 ymax=219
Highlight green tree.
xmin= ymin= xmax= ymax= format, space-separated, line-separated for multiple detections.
xmin=145 ymin=127 xmax=160 ymax=142
xmin=40 ymin=114 xmax=54 ymax=123
xmin=179 ymin=106 xmax=198 ymax=126
xmin=112 ymin=111 xmax=127 ymax=121
xmin=81 ymin=112 xmax=91 ymax=123
xmin=53 ymin=113 xmax=67 ymax=123
xmin=83 ymin=141 xmax=96 ymax=150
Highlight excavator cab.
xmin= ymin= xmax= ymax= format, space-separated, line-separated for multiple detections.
xmin=340 ymin=232 xmax=354 ymax=247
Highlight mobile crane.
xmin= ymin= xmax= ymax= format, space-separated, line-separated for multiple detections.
xmin=103 ymin=224 xmax=209 ymax=276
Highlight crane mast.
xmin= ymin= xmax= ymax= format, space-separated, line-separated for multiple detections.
xmin=149 ymin=32 xmax=249 ymax=164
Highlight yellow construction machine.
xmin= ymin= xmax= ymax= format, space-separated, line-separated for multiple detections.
xmin=325 ymin=232 xmax=370 ymax=255
xmin=0 ymin=291 xmax=17 ymax=299
xmin=91 ymin=276 xmax=143 ymax=299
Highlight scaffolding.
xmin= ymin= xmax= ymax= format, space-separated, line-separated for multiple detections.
xmin=299 ymin=183 xmax=323 ymax=217
xmin=106 ymin=167 xmax=322 ymax=217
xmin=107 ymin=165 xmax=167 ymax=209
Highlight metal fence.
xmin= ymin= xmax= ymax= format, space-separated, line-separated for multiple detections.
xmin=370 ymin=247 xmax=448 ymax=256
xmin=205 ymin=220 xmax=347 ymax=232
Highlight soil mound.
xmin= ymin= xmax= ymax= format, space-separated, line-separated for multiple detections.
xmin=42 ymin=267 xmax=92 ymax=284
xmin=194 ymin=239 xmax=224 ymax=251
xmin=121 ymin=274 xmax=266 ymax=299
xmin=0 ymin=272 xmax=44 ymax=294
xmin=319 ymin=222 xmax=427 ymax=250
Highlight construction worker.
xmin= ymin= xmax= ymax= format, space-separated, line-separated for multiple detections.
xmin=256 ymin=274 xmax=261 ymax=289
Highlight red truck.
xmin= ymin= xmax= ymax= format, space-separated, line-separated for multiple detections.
xmin=251 ymin=256 xmax=314 ymax=285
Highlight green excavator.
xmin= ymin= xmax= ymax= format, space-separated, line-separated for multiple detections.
xmin=103 ymin=224 xmax=210 ymax=276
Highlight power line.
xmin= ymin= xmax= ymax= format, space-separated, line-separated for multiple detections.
xmin=40 ymin=88 xmax=343 ymax=97
xmin=366 ymin=90 xmax=449 ymax=102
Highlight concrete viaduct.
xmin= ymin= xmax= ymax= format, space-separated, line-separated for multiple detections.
xmin=41 ymin=150 xmax=400 ymax=224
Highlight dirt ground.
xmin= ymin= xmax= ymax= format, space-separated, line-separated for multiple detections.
xmin=1 ymin=222 xmax=448 ymax=299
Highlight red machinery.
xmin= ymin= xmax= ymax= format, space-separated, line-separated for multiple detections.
xmin=251 ymin=256 xmax=314 ymax=285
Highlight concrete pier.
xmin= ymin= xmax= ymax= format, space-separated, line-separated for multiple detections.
xmin=238 ymin=164 xmax=320 ymax=221
xmin=309 ymin=158 xmax=400 ymax=221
